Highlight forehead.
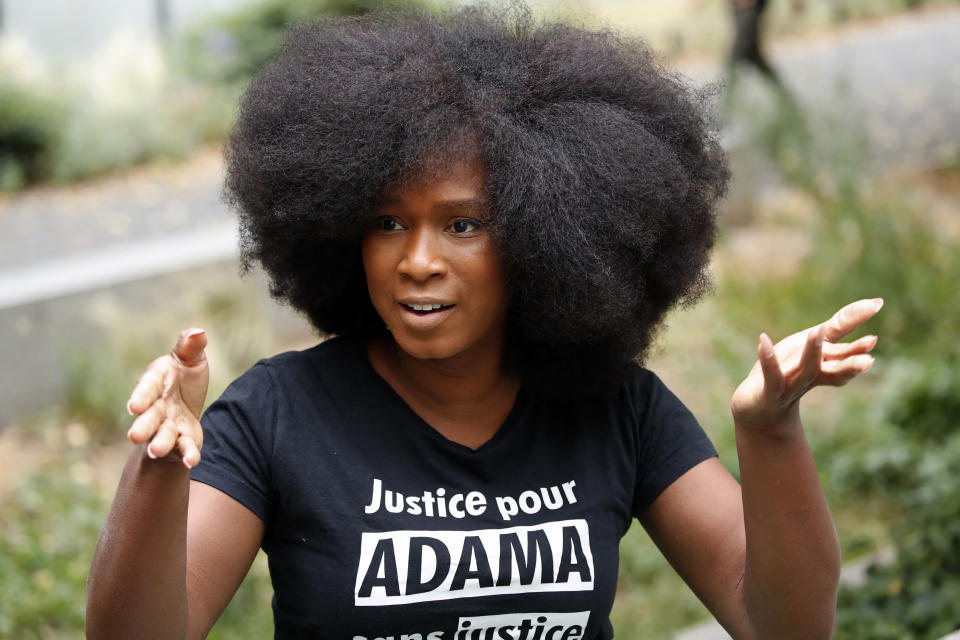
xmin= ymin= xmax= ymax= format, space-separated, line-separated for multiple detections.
xmin=380 ymin=156 xmax=487 ymax=206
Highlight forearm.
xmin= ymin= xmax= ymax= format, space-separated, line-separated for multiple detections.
xmin=736 ymin=411 xmax=840 ymax=639
xmin=86 ymin=445 xmax=190 ymax=640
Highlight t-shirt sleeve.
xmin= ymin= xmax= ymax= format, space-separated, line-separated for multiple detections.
xmin=190 ymin=362 xmax=276 ymax=522
xmin=631 ymin=370 xmax=718 ymax=515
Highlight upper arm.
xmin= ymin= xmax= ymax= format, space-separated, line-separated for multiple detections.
xmin=185 ymin=480 xmax=266 ymax=640
xmin=638 ymin=457 xmax=752 ymax=639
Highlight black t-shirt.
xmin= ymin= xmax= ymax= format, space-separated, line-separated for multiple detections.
xmin=191 ymin=336 xmax=717 ymax=639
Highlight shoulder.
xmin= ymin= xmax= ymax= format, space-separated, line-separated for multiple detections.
xmin=553 ymin=364 xmax=689 ymax=433
xmin=257 ymin=334 xmax=362 ymax=371
xmin=243 ymin=334 xmax=366 ymax=386
xmin=204 ymin=335 xmax=368 ymax=418
xmin=602 ymin=363 xmax=688 ymax=422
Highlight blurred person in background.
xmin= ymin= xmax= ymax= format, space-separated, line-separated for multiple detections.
xmin=726 ymin=0 xmax=805 ymax=98
xmin=86 ymin=3 xmax=880 ymax=638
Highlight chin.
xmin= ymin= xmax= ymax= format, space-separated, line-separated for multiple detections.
xmin=393 ymin=334 xmax=461 ymax=361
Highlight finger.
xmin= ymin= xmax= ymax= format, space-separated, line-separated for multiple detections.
xmin=147 ymin=418 xmax=180 ymax=460
xmin=172 ymin=329 xmax=210 ymax=419
xmin=171 ymin=328 xmax=207 ymax=367
xmin=177 ymin=434 xmax=202 ymax=469
xmin=822 ymin=335 xmax=878 ymax=359
xmin=127 ymin=398 xmax=165 ymax=443
xmin=758 ymin=333 xmax=785 ymax=396
xmin=822 ymin=298 xmax=884 ymax=343
xmin=820 ymin=354 xmax=876 ymax=386
xmin=127 ymin=361 xmax=170 ymax=416
xmin=795 ymin=324 xmax=825 ymax=386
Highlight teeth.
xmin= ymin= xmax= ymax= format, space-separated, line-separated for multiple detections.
xmin=409 ymin=303 xmax=445 ymax=311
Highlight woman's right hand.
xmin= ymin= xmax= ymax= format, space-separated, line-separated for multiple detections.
xmin=126 ymin=328 xmax=209 ymax=468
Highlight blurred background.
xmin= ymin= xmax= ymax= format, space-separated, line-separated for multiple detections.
xmin=1 ymin=0 xmax=958 ymax=638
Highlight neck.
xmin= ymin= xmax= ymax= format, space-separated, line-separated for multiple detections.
xmin=366 ymin=335 xmax=521 ymax=449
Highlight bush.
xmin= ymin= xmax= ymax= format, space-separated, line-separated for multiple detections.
xmin=180 ymin=0 xmax=438 ymax=85
xmin=835 ymin=431 xmax=960 ymax=639
xmin=885 ymin=355 xmax=960 ymax=442
xmin=837 ymin=344 xmax=960 ymax=638
xmin=60 ymin=272 xmax=279 ymax=440
xmin=718 ymin=84 xmax=960 ymax=637
xmin=0 ymin=0 xmax=441 ymax=191
xmin=0 ymin=467 xmax=104 ymax=638
xmin=0 ymin=77 xmax=62 ymax=190
xmin=0 ymin=442 xmax=275 ymax=639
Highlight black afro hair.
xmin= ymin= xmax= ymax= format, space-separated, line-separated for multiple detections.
xmin=224 ymin=2 xmax=729 ymax=394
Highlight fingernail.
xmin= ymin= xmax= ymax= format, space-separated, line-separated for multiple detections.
xmin=866 ymin=335 xmax=878 ymax=352
xmin=146 ymin=446 xmax=157 ymax=460
xmin=126 ymin=400 xmax=134 ymax=416
xmin=186 ymin=328 xmax=205 ymax=339
xmin=183 ymin=459 xmax=193 ymax=470
xmin=872 ymin=298 xmax=884 ymax=312
xmin=759 ymin=333 xmax=774 ymax=358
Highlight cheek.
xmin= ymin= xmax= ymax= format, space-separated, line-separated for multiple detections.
xmin=361 ymin=239 xmax=391 ymax=302
xmin=466 ymin=246 xmax=509 ymax=312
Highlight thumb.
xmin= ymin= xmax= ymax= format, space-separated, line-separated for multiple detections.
xmin=172 ymin=328 xmax=209 ymax=419
xmin=172 ymin=328 xmax=207 ymax=367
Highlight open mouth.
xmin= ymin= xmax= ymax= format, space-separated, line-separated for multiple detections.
xmin=400 ymin=303 xmax=454 ymax=315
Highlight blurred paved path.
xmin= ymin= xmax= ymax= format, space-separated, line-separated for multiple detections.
xmin=678 ymin=6 xmax=960 ymax=168
xmin=757 ymin=6 xmax=960 ymax=168
xmin=1 ymin=7 xmax=958 ymax=309
xmin=0 ymin=149 xmax=237 ymax=307
xmin=2 ymin=8 xmax=959 ymax=308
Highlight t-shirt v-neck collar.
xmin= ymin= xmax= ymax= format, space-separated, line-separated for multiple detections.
xmin=349 ymin=336 xmax=529 ymax=455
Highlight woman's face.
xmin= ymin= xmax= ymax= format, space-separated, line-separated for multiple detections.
xmin=361 ymin=158 xmax=510 ymax=364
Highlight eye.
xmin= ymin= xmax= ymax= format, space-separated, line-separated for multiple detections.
xmin=450 ymin=218 xmax=483 ymax=234
xmin=373 ymin=216 xmax=405 ymax=232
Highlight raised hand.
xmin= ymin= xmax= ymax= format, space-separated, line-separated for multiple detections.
xmin=731 ymin=298 xmax=883 ymax=431
xmin=126 ymin=328 xmax=209 ymax=468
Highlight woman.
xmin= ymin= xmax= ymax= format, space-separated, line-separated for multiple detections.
xmin=86 ymin=5 xmax=880 ymax=639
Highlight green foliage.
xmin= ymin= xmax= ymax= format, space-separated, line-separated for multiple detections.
xmin=3 ymin=5 xmax=958 ymax=637
xmin=0 ymin=446 xmax=276 ymax=639
xmin=62 ymin=339 xmax=160 ymax=441
xmin=723 ymin=78 xmax=960 ymax=358
xmin=47 ymin=82 xmax=200 ymax=184
xmin=61 ymin=273 xmax=277 ymax=440
xmin=715 ymin=78 xmax=960 ymax=636
xmin=885 ymin=355 xmax=960 ymax=442
xmin=832 ymin=351 xmax=960 ymax=638
xmin=0 ymin=77 xmax=62 ymax=190
xmin=181 ymin=0 xmax=439 ymax=85
xmin=0 ymin=0 xmax=440 ymax=191
xmin=0 ymin=466 xmax=105 ymax=638
xmin=835 ymin=433 xmax=960 ymax=639
xmin=613 ymin=524 xmax=711 ymax=637
xmin=208 ymin=553 xmax=275 ymax=639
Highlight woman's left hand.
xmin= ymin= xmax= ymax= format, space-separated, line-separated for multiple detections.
xmin=731 ymin=298 xmax=883 ymax=431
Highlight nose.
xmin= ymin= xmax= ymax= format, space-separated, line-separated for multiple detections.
xmin=398 ymin=227 xmax=447 ymax=281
